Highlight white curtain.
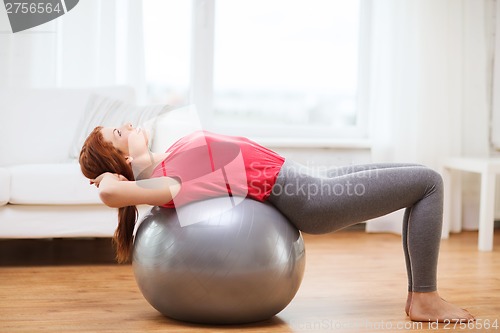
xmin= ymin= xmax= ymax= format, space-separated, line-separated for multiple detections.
xmin=0 ymin=0 xmax=146 ymax=101
xmin=0 ymin=7 xmax=58 ymax=87
xmin=363 ymin=0 xmax=493 ymax=234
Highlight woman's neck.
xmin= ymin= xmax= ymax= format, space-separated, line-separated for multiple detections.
xmin=131 ymin=151 xmax=170 ymax=180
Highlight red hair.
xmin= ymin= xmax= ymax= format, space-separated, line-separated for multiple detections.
xmin=79 ymin=126 xmax=137 ymax=264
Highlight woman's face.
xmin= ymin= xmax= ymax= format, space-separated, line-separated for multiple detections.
xmin=101 ymin=123 xmax=149 ymax=159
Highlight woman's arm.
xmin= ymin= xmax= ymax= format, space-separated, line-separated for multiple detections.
xmin=91 ymin=172 xmax=180 ymax=208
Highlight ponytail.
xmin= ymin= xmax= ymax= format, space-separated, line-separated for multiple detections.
xmin=79 ymin=126 xmax=138 ymax=264
xmin=115 ymin=206 xmax=138 ymax=263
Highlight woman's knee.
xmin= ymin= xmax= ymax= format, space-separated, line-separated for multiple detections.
xmin=422 ymin=168 xmax=444 ymax=196
xmin=429 ymin=168 xmax=443 ymax=186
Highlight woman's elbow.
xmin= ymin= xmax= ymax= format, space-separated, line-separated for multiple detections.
xmin=99 ymin=188 xmax=122 ymax=208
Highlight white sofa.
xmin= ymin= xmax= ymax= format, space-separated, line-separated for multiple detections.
xmin=0 ymin=86 xmax=135 ymax=238
xmin=0 ymin=86 xmax=202 ymax=239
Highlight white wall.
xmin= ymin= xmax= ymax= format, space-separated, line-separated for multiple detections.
xmin=0 ymin=0 xmax=496 ymax=230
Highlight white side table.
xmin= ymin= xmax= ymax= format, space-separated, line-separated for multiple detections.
xmin=442 ymin=157 xmax=500 ymax=251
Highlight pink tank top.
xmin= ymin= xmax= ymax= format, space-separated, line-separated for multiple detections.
xmin=151 ymin=131 xmax=285 ymax=208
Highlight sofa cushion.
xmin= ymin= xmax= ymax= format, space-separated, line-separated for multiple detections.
xmin=0 ymin=87 xmax=134 ymax=167
xmin=0 ymin=168 xmax=9 ymax=206
xmin=150 ymin=104 xmax=203 ymax=153
xmin=9 ymin=163 xmax=102 ymax=205
xmin=69 ymin=94 xmax=171 ymax=159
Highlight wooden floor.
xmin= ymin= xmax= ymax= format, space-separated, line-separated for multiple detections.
xmin=0 ymin=230 xmax=499 ymax=333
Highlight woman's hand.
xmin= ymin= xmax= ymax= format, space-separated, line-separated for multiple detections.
xmin=90 ymin=172 xmax=128 ymax=188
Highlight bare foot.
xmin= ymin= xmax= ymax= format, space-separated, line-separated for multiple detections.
xmin=405 ymin=292 xmax=412 ymax=316
xmin=409 ymin=291 xmax=475 ymax=322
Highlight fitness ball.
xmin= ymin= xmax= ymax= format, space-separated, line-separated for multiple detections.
xmin=132 ymin=197 xmax=306 ymax=324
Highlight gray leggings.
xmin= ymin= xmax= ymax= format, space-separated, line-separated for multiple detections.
xmin=268 ymin=160 xmax=443 ymax=293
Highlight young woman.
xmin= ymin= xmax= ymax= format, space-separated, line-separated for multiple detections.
xmin=79 ymin=122 xmax=474 ymax=323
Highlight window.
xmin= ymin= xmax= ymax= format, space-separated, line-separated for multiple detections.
xmin=211 ymin=0 xmax=361 ymax=139
xmin=144 ymin=0 xmax=363 ymax=140
xmin=143 ymin=0 xmax=192 ymax=105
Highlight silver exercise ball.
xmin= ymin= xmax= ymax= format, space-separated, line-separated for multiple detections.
xmin=132 ymin=197 xmax=306 ymax=325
